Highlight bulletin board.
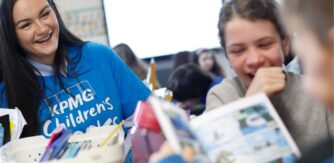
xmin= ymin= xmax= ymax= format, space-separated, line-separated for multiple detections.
xmin=54 ymin=0 xmax=109 ymax=45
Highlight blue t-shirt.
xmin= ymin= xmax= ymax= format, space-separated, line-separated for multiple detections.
xmin=0 ymin=42 xmax=151 ymax=137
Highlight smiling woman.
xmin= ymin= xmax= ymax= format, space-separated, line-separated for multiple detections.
xmin=0 ymin=0 xmax=150 ymax=140
xmin=13 ymin=0 xmax=60 ymax=65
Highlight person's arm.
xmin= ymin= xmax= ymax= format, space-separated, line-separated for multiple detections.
xmin=205 ymin=78 xmax=242 ymax=112
xmin=245 ymin=67 xmax=286 ymax=97
xmin=205 ymin=88 xmax=225 ymax=112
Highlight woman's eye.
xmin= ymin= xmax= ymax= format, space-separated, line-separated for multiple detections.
xmin=41 ymin=11 xmax=50 ymax=18
xmin=19 ymin=23 xmax=31 ymax=29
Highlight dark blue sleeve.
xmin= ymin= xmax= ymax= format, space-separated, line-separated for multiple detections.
xmin=157 ymin=154 xmax=186 ymax=163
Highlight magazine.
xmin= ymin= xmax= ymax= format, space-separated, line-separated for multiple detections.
xmin=148 ymin=93 xmax=301 ymax=163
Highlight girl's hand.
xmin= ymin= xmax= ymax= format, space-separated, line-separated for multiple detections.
xmin=246 ymin=67 xmax=286 ymax=97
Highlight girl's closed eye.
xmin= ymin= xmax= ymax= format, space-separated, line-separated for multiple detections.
xmin=229 ymin=47 xmax=245 ymax=55
xmin=258 ymin=41 xmax=273 ymax=49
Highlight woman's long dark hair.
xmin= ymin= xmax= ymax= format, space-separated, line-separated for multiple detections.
xmin=0 ymin=0 xmax=84 ymax=137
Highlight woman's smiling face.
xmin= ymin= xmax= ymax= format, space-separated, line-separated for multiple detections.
xmin=13 ymin=0 xmax=60 ymax=65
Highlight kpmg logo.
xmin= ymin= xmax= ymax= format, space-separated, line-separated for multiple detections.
xmin=45 ymin=80 xmax=96 ymax=115
xmin=42 ymin=80 xmax=116 ymax=137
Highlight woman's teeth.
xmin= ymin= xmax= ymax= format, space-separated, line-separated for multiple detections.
xmin=36 ymin=34 xmax=51 ymax=43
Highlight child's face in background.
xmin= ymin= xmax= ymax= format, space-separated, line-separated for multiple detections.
xmin=224 ymin=17 xmax=289 ymax=87
xmin=13 ymin=0 xmax=59 ymax=65
xmin=289 ymin=18 xmax=334 ymax=108
xmin=198 ymin=52 xmax=214 ymax=72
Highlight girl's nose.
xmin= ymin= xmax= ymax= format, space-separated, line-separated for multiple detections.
xmin=35 ymin=21 xmax=49 ymax=36
xmin=245 ymin=48 xmax=265 ymax=68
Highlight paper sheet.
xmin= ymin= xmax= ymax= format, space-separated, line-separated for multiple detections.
xmin=0 ymin=108 xmax=27 ymax=140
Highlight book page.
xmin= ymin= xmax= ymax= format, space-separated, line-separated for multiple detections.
xmin=191 ymin=93 xmax=301 ymax=163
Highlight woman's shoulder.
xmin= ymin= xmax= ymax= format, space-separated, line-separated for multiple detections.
xmin=81 ymin=42 xmax=114 ymax=55
xmin=283 ymin=72 xmax=326 ymax=108
xmin=207 ymin=76 xmax=245 ymax=103
xmin=69 ymin=42 xmax=117 ymax=62
xmin=82 ymin=41 xmax=108 ymax=49
xmin=209 ymin=76 xmax=242 ymax=93
xmin=285 ymin=72 xmax=304 ymax=88
xmin=206 ymin=76 xmax=243 ymax=112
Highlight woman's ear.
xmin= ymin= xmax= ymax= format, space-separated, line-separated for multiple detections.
xmin=282 ymin=35 xmax=291 ymax=57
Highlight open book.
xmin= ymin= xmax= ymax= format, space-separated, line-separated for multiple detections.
xmin=148 ymin=93 xmax=301 ymax=163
